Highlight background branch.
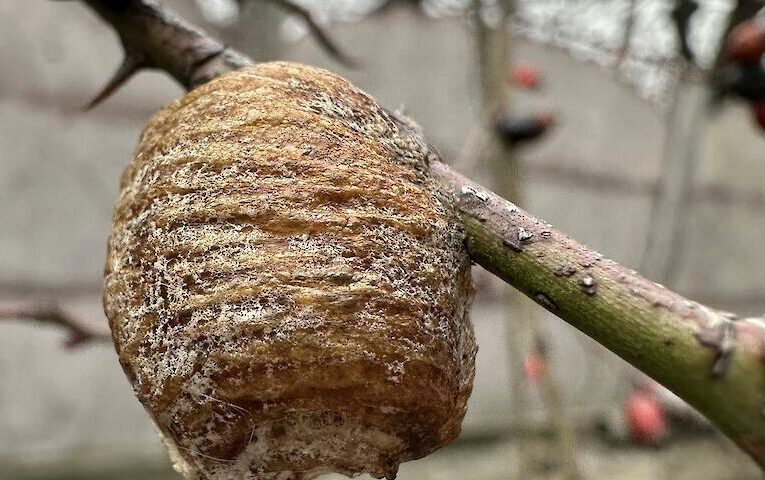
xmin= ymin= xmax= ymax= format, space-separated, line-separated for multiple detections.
xmin=74 ymin=0 xmax=765 ymax=470
xmin=431 ymin=162 xmax=765 ymax=468
xmin=255 ymin=0 xmax=357 ymax=67
xmin=0 ymin=300 xmax=110 ymax=348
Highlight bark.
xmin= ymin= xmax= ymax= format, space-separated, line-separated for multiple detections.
xmin=432 ymin=162 xmax=765 ymax=468
xmin=73 ymin=0 xmax=765 ymax=469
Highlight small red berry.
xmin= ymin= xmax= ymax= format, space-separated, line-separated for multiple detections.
xmin=522 ymin=352 xmax=546 ymax=383
xmin=510 ymin=62 xmax=542 ymax=90
xmin=625 ymin=391 xmax=666 ymax=445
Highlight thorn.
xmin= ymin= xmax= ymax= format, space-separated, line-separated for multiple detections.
xmin=83 ymin=51 xmax=146 ymax=110
xmin=262 ymin=0 xmax=358 ymax=68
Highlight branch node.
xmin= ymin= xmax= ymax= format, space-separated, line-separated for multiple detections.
xmin=256 ymin=0 xmax=358 ymax=67
xmin=553 ymin=265 xmax=577 ymax=277
xmin=502 ymin=234 xmax=524 ymax=253
xmin=460 ymin=185 xmax=490 ymax=203
xmin=698 ymin=319 xmax=736 ymax=378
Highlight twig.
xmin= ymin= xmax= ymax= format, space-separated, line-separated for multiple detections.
xmin=254 ymin=0 xmax=357 ymax=67
xmin=671 ymin=0 xmax=698 ymax=64
xmin=0 ymin=300 xmax=110 ymax=348
xmin=472 ymin=0 xmax=580 ymax=474
xmin=72 ymin=0 xmax=765 ymax=469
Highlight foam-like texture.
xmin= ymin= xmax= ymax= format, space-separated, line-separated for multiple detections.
xmin=103 ymin=62 xmax=476 ymax=480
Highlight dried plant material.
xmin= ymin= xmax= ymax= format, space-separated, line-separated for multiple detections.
xmin=103 ymin=62 xmax=476 ymax=480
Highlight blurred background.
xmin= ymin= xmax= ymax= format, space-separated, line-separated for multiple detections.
xmin=2 ymin=0 xmax=765 ymax=478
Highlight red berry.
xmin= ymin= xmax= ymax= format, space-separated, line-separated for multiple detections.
xmin=522 ymin=353 xmax=545 ymax=383
xmin=510 ymin=62 xmax=542 ymax=90
xmin=727 ymin=20 xmax=765 ymax=66
xmin=625 ymin=392 xmax=666 ymax=445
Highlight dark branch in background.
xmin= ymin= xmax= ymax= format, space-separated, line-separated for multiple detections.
xmin=0 ymin=300 xmax=110 ymax=348
xmin=372 ymin=0 xmax=422 ymax=16
xmin=83 ymin=0 xmax=355 ymax=109
xmin=494 ymin=111 xmax=555 ymax=147
xmin=252 ymin=0 xmax=357 ymax=67
xmin=73 ymin=0 xmax=765 ymax=470
xmin=671 ymin=0 xmax=698 ymax=64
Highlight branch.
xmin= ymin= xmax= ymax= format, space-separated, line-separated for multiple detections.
xmin=0 ymin=300 xmax=111 ymax=348
xmin=671 ymin=0 xmax=698 ymax=64
xmin=430 ymin=162 xmax=765 ymax=467
xmin=82 ymin=0 xmax=252 ymax=108
xmin=254 ymin=0 xmax=357 ymax=67
xmin=75 ymin=0 xmax=765 ymax=469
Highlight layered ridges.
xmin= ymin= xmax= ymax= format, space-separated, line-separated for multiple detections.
xmin=103 ymin=62 xmax=475 ymax=480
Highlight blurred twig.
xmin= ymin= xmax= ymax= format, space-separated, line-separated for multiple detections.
xmin=671 ymin=0 xmax=699 ymax=64
xmin=0 ymin=300 xmax=110 ymax=348
xmin=641 ymin=0 xmax=760 ymax=286
xmin=245 ymin=0 xmax=357 ymax=66
xmin=533 ymin=333 xmax=581 ymax=480
xmin=66 ymin=0 xmax=765 ymax=468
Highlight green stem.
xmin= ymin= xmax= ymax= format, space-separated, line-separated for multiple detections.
xmin=431 ymin=160 xmax=765 ymax=468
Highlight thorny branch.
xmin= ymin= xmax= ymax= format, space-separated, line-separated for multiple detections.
xmin=0 ymin=300 xmax=110 ymax=348
xmin=82 ymin=0 xmax=253 ymax=109
xmin=83 ymin=0 xmax=354 ymax=109
xmin=71 ymin=0 xmax=765 ymax=470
